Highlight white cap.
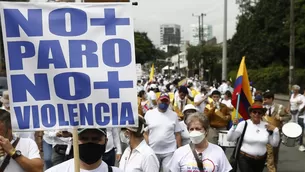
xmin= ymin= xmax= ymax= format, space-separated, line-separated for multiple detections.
xmin=182 ymin=104 xmax=197 ymax=114
xmin=150 ymin=84 xmax=157 ymax=89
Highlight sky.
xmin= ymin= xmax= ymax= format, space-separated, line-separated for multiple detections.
xmin=132 ymin=0 xmax=240 ymax=46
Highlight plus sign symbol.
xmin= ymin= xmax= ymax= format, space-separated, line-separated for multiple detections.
xmin=94 ymin=71 xmax=133 ymax=99
xmin=90 ymin=8 xmax=130 ymax=36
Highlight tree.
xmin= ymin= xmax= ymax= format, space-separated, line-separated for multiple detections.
xmin=134 ymin=31 xmax=166 ymax=65
xmin=186 ymin=44 xmax=222 ymax=82
xmin=228 ymin=0 xmax=290 ymax=68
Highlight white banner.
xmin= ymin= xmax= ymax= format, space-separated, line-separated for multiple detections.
xmin=0 ymin=2 xmax=138 ymax=131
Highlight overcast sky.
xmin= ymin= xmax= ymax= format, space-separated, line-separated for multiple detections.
xmin=132 ymin=0 xmax=240 ymax=46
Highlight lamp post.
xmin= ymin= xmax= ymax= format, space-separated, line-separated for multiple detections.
xmin=222 ymin=0 xmax=228 ymax=80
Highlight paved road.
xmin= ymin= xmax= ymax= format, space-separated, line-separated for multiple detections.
xmin=224 ymin=96 xmax=305 ymax=172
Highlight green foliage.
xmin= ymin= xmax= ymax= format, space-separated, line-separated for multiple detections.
xmin=229 ymin=66 xmax=305 ymax=93
xmin=186 ymin=44 xmax=222 ymax=82
xmin=134 ymin=32 xmax=166 ymax=64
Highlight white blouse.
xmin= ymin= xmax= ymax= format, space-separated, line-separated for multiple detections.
xmin=227 ymin=119 xmax=280 ymax=156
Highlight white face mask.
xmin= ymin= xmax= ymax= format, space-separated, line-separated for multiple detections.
xmin=119 ymin=131 xmax=130 ymax=144
xmin=189 ymin=130 xmax=206 ymax=144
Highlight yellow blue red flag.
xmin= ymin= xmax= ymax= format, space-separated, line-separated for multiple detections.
xmin=231 ymin=56 xmax=253 ymax=120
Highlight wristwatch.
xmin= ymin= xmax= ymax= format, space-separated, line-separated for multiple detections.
xmin=11 ymin=150 xmax=22 ymax=159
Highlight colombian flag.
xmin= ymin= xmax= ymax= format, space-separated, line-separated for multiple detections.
xmin=231 ymin=57 xmax=253 ymax=120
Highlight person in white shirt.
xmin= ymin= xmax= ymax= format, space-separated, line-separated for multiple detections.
xmin=0 ymin=109 xmax=43 ymax=172
xmin=147 ymin=84 xmax=157 ymax=108
xmin=180 ymin=104 xmax=198 ymax=146
xmin=287 ymin=85 xmax=303 ymax=123
xmin=0 ymin=90 xmax=35 ymax=140
xmin=46 ymin=128 xmax=123 ymax=172
xmin=119 ymin=115 xmax=159 ymax=172
xmin=103 ymin=128 xmax=122 ymax=166
xmin=194 ymin=87 xmax=209 ymax=113
xmin=168 ymin=112 xmax=232 ymax=172
xmin=218 ymin=80 xmax=228 ymax=95
xmin=227 ymin=103 xmax=280 ymax=172
xmin=144 ymin=92 xmax=182 ymax=172
xmin=221 ymin=91 xmax=233 ymax=111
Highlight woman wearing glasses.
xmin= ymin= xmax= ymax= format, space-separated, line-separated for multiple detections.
xmin=227 ymin=103 xmax=280 ymax=172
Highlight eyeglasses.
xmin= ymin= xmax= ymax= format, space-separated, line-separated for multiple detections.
xmin=252 ymin=110 xmax=263 ymax=115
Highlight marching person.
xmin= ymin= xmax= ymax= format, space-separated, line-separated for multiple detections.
xmin=0 ymin=109 xmax=43 ymax=172
xmin=194 ymin=86 xmax=209 ymax=113
xmin=227 ymin=103 xmax=280 ymax=172
xmin=144 ymin=92 xmax=182 ymax=172
xmin=119 ymin=116 xmax=159 ymax=172
xmin=263 ymin=91 xmax=291 ymax=172
xmin=180 ymin=104 xmax=198 ymax=146
xmin=103 ymin=128 xmax=122 ymax=166
xmin=168 ymin=112 xmax=232 ymax=172
xmin=287 ymin=85 xmax=303 ymax=123
xmin=204 ymin=90 xmax=231 ymax=145
xmin=173 ymin=86 xmax=193 ymax=119
xmin=46 ymin=128 xmax=123 ymax=172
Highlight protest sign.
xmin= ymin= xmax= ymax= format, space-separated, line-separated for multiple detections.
xmin=0 ymin=2 xmax=138 ymax=131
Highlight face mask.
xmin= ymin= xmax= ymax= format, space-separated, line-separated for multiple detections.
xmin=158 ymin=103 xmax=169 ymax=111
xmin=189 ymin=130 xmax=205 ymax=144
xmin=79 ymin=143 xmax=105 ymax=165
xmin=119 ymin=131 xmax=130 ymax=144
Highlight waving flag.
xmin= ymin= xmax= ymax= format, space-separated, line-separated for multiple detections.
xmin=149 ymin=63 xmax=154 ymax=82
xmin=232 ymin=56 xmax=253 ymax=120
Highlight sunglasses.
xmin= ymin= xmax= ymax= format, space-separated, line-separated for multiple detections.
xmin=251 ymin=110 xmax=263 ymax=115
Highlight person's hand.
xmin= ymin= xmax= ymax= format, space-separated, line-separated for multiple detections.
xmin=61 ymin=131 xmax=72 ymax=138
xmin=265 ymin=123 xmax=276 ymax=131
xmin=275 ymin=115 xmax=282 ymax=121
xmin=233 ymin=118 xmax=239 ymax=125
xmin=0 ymin=136 xmax=14 ymax=155
xmin=56 ymin=131 xmax=62 ymax=137
xmin=116 ymin=154 xmax=122 ymax=161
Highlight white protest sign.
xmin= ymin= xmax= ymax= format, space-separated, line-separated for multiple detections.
xmin=0 ymin=2 xmax=138 ymax=131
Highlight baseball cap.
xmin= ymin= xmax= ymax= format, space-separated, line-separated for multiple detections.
xmin=78 ymin=128 xmax=107 ymax=136
xmin=150 ymin=84 xmax=157 ymax=89
xmin=159 ymin=92 xmax=170 ymax=101
xmin=254 ymin=95 xmax=263 ymax=102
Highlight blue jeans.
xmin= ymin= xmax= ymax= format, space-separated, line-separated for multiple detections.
xmin=43 ymin=140 xmax=53 ymax=170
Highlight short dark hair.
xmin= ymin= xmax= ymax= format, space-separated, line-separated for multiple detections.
xmin=0 ymin=110 xmax=11 ymax=129
xmin=225 ymin=90 xmax=232 ymax=98
xmin=211 ymin=90 xmax=221 ymax=96
xmin=179 ymin=86 xmax=188 ymax=94
xmin=138 ymin=90 xmax=145 ymax=97
xmin=263 ymin=91 xmax=274 ymax=100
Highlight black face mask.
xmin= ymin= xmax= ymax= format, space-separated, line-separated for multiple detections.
xmin=79 ymin=143 xmax=106 ymax=165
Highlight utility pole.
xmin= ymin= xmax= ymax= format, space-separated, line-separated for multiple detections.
xmin=289 ymin=0 xmax=295 ymax=94
xmin=198 ymin=16 xmax=201 ymax=43
xmin=201 ymin=13 xmax=206 ymax=42
xmin=222 ymin=0 xmax=228 ymax=80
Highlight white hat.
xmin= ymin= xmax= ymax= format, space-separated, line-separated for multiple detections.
xmin=182 ymin=104 xmax=197 ymax=114
xmin=150 ymin=84 xmax=157 ymax=89
xmin=0 ymin=90 xmax=9 ymax=104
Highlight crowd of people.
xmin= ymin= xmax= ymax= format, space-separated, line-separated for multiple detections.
xmin=0 ymin=75 xmax=303 ymax=172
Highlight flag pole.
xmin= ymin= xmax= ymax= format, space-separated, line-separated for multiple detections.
xmin=234 ymin=93 xmax=241 ymax=128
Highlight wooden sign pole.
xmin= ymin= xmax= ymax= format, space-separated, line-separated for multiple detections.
xmin=73 ymin=128 xmax=80 ymax=172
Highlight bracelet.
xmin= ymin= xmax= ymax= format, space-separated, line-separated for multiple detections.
xmin=9 ymin=149 xmax=16 ymax=157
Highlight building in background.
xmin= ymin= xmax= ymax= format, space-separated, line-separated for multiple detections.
xmin=189 ymin=24 xmax=213 ymax=45
xmin=160 ymin=24 xmax=181 ymax=45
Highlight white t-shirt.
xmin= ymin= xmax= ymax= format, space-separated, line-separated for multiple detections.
xmin=290 ymin=94 xmax=303 ymax=111
xmin=194 ymin=94 xmax=207 ymax=113
xmin=119 ymin=140 xmax=159 ymax=172
xmin=227 ymin=120 xmax=280 ymax=156
xmin=179 ymin=121 xmax=190 ymax=146
xmin=147 ymin=90 xmax=157 ymax=108
xmin=221 ymin=99 xmax=233 ymax=109
xmin=145 ymin=108 xmax=182 ymax=154
xmin=46 ymin=159 xmax=122 ymax=172
xmin=105 ymin=128 xmax=122 ymax=154
xmin=168 ymin=143 xmax=232 ymax=172
xmin=2 ymin=138 xmax=41 ymax=172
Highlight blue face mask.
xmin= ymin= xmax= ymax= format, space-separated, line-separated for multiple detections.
xmin=158 ymin=103 xmax=169 ymax=111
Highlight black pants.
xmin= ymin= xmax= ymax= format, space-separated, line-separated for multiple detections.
xmin=298 ymin=117 xmax=304 ymax=145
xmin=238 ymin=153 xmax=266 ymax=172
xmin=102 ymin=148 xmax=116 ymax=166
